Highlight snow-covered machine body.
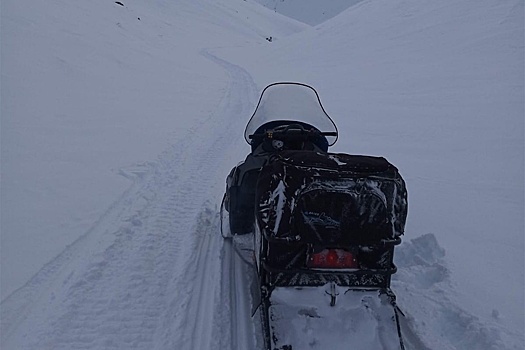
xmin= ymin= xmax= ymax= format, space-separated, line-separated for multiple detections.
xmin=221 ymin=82 xmax=409 ymax=349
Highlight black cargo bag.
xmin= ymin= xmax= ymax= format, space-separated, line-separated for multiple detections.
xmin=256 ymin=151 xmax=408 ymax=246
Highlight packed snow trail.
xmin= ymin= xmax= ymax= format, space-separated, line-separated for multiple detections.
xmin=1 ymin=50 xmax=259 ymax=350
xmin=157 ymin=210 xmax=259 ymax=350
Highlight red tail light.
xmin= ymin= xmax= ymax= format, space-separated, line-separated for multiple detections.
xmin=307 ymin=248 xmax=358 ymax=269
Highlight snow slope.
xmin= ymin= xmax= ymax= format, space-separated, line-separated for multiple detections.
xmin=1 ymin=0 xmax=523 ymax=349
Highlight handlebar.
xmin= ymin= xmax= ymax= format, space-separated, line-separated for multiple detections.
xmin=249 ymin=127 xmax=337 ymax=142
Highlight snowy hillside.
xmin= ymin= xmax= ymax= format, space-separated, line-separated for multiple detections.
xmin=1 ymin=0 xmax=523 ymax=349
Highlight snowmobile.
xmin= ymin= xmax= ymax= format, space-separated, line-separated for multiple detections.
xmin=221 ymin=82 xmax=409 ymax=350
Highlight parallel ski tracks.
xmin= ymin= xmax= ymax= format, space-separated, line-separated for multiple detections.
xmin=223 ymin=238 xmax=260 ymax=350
xmin=178 ymin=227 xmax=259 ymax=350
xmin=178 ymin=213 xmax=222 ymax=350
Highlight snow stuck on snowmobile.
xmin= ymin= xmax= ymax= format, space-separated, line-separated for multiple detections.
xmin=221 ymin=82 xmax=409 ymax=350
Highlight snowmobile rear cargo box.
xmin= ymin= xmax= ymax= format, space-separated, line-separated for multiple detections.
xmin=255 ymin=151 xmax=408 ymax=288
xmin=256 ymin=151 xmax=408 ymax=244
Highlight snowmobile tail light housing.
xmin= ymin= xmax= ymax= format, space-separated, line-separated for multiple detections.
xmin=307 ymin=248 xmax=358 ymax=269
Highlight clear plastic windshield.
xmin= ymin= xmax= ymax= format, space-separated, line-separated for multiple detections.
xmin=244 ymin=82 xmax=338 ymax=145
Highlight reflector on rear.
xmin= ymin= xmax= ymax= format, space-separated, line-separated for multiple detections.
xmin=307 ymin=248 xmax=358 ymax=269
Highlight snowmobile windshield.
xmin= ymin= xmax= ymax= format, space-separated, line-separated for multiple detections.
xmin=244 ymin=82 xmax=338 ymax=146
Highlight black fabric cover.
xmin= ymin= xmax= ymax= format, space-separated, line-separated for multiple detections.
xmin=256 ymin=151 xmax=408 ymax=245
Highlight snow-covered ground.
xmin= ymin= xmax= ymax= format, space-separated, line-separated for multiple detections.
xmin=1 ymin=0 xmax=523 ymax=349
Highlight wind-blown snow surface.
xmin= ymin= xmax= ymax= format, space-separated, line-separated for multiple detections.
xmin=1 ymin=0 xmax=523 ymax=349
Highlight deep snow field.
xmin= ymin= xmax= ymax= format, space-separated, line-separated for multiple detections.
xmin=1 ymin=0 xmax=523 ymax=349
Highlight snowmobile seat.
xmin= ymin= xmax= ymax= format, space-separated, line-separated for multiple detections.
xmin=228 ymin=169 xmax=259 ymax=234
xmin=250 ymin=121 xmax=329 ymax=153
